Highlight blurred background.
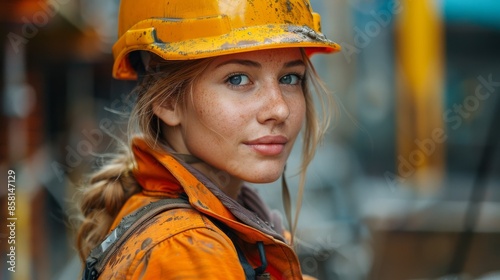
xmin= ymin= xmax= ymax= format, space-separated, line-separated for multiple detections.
xmin=0 ymin=0 xmax=499 ymax=279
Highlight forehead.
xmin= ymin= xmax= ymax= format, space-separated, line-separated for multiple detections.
xmin=209 ymin=48 xmax=304 ymax=65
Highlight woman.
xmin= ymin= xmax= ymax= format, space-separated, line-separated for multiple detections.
xmin=76 ymin=0 xmax=340 ymax=279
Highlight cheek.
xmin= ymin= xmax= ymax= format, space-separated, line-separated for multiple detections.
xmin=189 ymin=89 xmax=244 ymax=139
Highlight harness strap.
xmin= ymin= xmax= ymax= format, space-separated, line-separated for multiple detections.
xmin=208 ymin=218 xmax=270 ymax=279
xmin=83 ymin=196 xmax=269 ymax=280
xmin=83 ymin=197 xmax=190 ymax=280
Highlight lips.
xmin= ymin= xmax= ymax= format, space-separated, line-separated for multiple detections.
xmin=244 ymin=135 xmax=288 ymax=156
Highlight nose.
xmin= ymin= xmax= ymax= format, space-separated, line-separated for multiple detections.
xmin=256 ymin=82 xmax=290 ymax=124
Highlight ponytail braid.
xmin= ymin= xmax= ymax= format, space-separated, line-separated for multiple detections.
xmin=75 ymin=149 xmax=140 ymax=261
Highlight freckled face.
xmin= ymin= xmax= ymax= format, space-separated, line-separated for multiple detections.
xmin=162 ymin=48 xmax=306 ymax=184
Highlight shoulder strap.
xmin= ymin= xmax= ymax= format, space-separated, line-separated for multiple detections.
xmin=82 ymin=197 xmax=191 ymax=280
xmin=207 ymin=217 xmax=256 ymax=280
xmin=208 ymin=218 xmax=270 ymax=279
xmin=82 ymin=196 xmax=264 ymax=280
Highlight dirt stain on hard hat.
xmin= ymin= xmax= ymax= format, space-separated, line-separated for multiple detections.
xmin=287 ymin=25 xmax=328 ymax=42
xmin=220 ymin=40 xmax=259 ymax=49
xmin=286 ymin=0 xmax=293 ymax=12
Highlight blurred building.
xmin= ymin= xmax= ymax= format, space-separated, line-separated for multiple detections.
xmin=0 ymin=0 xmax=123 ymax=279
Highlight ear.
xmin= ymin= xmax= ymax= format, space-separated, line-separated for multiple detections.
xmin=152 ymin=100 xmax=182 ymax=126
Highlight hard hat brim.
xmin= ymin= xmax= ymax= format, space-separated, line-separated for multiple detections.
xmin=113 ymin=24 xmax=341 ymax=80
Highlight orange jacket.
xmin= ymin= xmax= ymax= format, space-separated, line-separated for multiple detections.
xmin=98 ymin=138 xmax=306 ymax=279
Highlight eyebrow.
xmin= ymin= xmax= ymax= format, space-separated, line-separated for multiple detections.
xmin=214 ymin=59 xmax=305 ymax=69
xmin=284 ymin=59 xmax=306 ymax=68
xmin=215 ymin=59 xmax=261 ymax=69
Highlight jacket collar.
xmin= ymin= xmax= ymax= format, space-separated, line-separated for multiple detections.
xmin=131 ymin=137 xmax=286 ymax=243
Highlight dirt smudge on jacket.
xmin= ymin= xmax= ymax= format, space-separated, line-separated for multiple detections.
xmin=141 ymin=238 xmax=153 ymax=250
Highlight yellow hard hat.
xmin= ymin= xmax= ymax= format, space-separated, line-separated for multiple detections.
xmin=113 ymin=0 xmax=341 ymax=80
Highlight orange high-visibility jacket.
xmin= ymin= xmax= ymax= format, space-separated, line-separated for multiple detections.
xmin=98 ymin=138 xmax=306 ymax=279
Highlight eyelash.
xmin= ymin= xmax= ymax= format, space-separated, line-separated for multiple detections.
xmin=283 ymin=72 xmax=305 ymax=85
xmin=225 ymin=73 xmax=249 ymax=89
xmin=224 ymin=72 xmax=305 ymax=88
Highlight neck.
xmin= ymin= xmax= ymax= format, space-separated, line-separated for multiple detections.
xmin=191 ymin=163 xmax=243 ymax=200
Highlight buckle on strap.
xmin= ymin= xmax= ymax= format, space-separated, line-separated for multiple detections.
xmin=82 ymin=257 xmax=98 ymax=280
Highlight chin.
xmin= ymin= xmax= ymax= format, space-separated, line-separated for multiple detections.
xmin=240 ymin=169 xmax=283 ymax=184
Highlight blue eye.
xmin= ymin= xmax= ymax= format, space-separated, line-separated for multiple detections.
xmin=280 ymin=74 xmax=302 ymax=85
xmin=227 ymin=74 xmax=250 ymax=86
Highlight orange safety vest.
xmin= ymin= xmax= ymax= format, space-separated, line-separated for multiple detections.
xmin=97 ymin=138 xmax=306 ymax=279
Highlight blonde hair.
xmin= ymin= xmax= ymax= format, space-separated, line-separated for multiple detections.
xmin=75 ymin=50 xmax=335 ymax=261
xmin=293 ymin=54 xmax=335 ymax=239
